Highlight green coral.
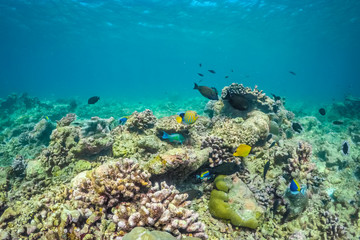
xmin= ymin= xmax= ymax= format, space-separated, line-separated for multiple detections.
xmin=209 ymin=175 xmax=260 ymax=229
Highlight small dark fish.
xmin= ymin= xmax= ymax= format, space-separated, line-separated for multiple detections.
xmin=263 ymin=160 xmax=270 ymax=181
xmin=194 ymin=83 xmax=219 ymax=100
xmin=281 ymin=205 xmax=291 ymax=224
xmin=231 ymin=69 xmax=234 ymax=72
xmin=182 ymin=189 xmax=203 ymax=201
xmin=292 ymin=122 xmax=303 ymax=133
xmin=266 ymin=134 xmax=273 ymax=141
xmin=269 ymin=141 xmax=277 ymax=148
xmin=319 ymin=108 xmax=326 ymax=116
xmin=225 ymin=76 xmax=229 ymax=78
xmin=272 ymin=198 xmax=280 ymax=215
xmin=199 ymin=63 xmax=202 ymax=67
xmin=271 ymin=93 xmax=281 ymax=101
xmin=256 ymin=152 xmax=265 ymax=158
xmin=197 ymin=73 xmax=204 ymax=77
xmin=341 ymin=141 xmax=350 ymax=155
xmin=273 ymin=105 xmax=279 ymax=113
xmin=211 ymin=162 xmax=240 ymax=175
xmin=208 ymin=70 xmax=216 ymax=74
xmin=88 ymin=96 xmax=100 ymax=104
xmin=289 ymin=71 xmax=296 ymax=76
xmin=333 ymin=120 xmax=343 ymax=125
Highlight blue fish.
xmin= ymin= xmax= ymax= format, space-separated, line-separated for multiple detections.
xmin=290 ymin=179 xmax=301 ymax=194
xmin=119 ymin=116 xmax=128 ymax=125
xmin=162 ymin=131 xmax=185 ymax=144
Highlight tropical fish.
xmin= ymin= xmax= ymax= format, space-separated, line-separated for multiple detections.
xmin=233 ymin=144 xmax=251 ymax=157
xmin=227 ymin=94 xmax=249 ymax=111
xmin=197 ymin=73 xmax=204 ymax=77
xmin=269 ymin=141 xmax=277 ymax=148
xmin=225 ymin=76 xmax=229 ymax=78
xmin=292 ymin=122 xmax=303 ymax=133
xmin=341 ymin=141 xmax=350 ymax=155
xmin=199 ymin=63 xmax=202 ymax=67
xmin=263 ymin=160 xmax=270 ymax=181
xmin=319 ymin=108 xmax=326 ymax=116
xmin=182 ymin=189 xmax=203 ymax=201
xmin=256 ymin=152 xmax=265 ymax=158
xmin=88 ymin=96 xmax=100 ymax=104
xmin=290 ymin=179 xmax=301 ymax=192
xmin=176 ymin=111 xmax=199 ymax=124
xmin=289 ymin=71 xmax=296 ymax=76
xmin=118 ymin=116 xmax=129 ymax=125
xmin=266 ymin=134 xmax=273 ymax=141
xmin=193 ymin=83 xmax=219 ymax=100
xmin=333 ymin=120 xmax=343 ymax=125
xmin=43 ymin=116 xmax=51 ymax=122
xmin=271 ymin=93 xmax=281 ymax=101
xmin=162 ymin=131 xmax=185 ymax=144
xmin=208 ymin=70 xmax=216 ymax=74
xmin=199 ymin=170 xmax=210 ymax=179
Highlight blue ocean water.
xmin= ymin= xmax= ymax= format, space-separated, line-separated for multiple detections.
xmin=0 ymin=0 xmax=359 ymax=103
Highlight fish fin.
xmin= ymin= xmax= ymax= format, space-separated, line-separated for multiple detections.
xmin=194 ymin=83 xmax=199 ymax=89
xmin=162 ymin=131 xmax=169 ymax=139
xmin=176 ymin=116 xmax=183 ymax=123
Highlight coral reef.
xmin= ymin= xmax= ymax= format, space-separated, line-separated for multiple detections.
xmin=126 ymin=109 xmax=157 ymax=133
xmin=200 ymin=136 xmax=235 ymax=167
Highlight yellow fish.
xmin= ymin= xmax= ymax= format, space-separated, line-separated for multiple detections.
xmin=233 ymin=144 xmax=251 ymax=157
xmin=176 ymin=111 xmax=199 ymax=124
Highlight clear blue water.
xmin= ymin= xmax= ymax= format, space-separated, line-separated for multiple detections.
xmin=0 ymin=0 xmax=359 ymax=102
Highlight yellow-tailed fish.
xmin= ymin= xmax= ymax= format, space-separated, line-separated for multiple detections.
xmin=233 ymin=144 xmax=251 ymax=157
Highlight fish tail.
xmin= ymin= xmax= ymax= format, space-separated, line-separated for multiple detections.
xmin=194 ymin=83 xmax=199 ymax=89
xmin=162 ymin=131 xmax=169 ymax=139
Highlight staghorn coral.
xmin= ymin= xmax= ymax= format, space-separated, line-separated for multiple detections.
xmin=201 ymin=136 xmax=235 ymax=167
xmin=126 ymin=109 xmax=157 ymax=133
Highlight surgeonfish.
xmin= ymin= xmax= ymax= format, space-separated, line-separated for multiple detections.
xmin=292 ymin=122 xmax=303 ymax=133
xmin=176 ymin=111 xmax=199 ymax=124
xmin=290 ymin=179 xmax=301 ymax=193
xmin=198 ymin=73 xmax=204 ymax=77
xmin=88 ymin=96 xmax=100 ymax=104
xmin=162 ymin=131 xmax=185 ymax=144
xmin=208 ymin=70 xmax=216 ymax=74
xmin=194 ymin=83 xmax=219 ymax=100
xmin=319 ymin=108 xmax=326 ymax=116
xmin=341 ymin=141 xmax=350 ymax=155
xmin=233 ymin=144 xmax=251 ymax=157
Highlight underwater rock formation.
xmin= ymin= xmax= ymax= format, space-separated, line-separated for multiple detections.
xmin=201 ymin=136 xmax=235 ymax=167
xmin=126 ymin=109 xmax=157 ymax=133
xmin=81 ymin=116 xmax=115 ymax=137
xmin=209 ymin=175 xmax=264 ymax=229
